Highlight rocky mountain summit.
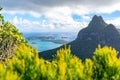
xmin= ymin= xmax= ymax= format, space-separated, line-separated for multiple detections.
xmin=39 ymin=15 xmax=120 ymax=60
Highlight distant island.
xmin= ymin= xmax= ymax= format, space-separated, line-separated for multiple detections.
xmin=27 ymin=36 xmax=68 ymax=44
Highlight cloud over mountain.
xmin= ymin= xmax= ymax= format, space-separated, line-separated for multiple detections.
xmin=1 ymin=0 xmax=120 ymax=15
xmin=1 ymin=0 xmax=120 ymax=32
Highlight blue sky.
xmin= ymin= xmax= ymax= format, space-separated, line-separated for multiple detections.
xmin=1 ymin=0 xmax=120 ymax=33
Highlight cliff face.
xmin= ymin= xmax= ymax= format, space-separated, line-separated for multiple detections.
xmin=39 ymin=15 xmax=120 ymax=60
xmin=76 ymin=16 xmax=120 ymax=46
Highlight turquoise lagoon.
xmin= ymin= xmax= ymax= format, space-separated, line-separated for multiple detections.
xmin=23 ymin=32 xmax=77 ymax=52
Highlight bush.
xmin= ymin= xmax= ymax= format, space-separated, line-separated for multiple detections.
xmin=93 ymin=45 xmax=120 ymax=80
xmin=0 ymin=7 xmax=4 ymax=25
xmin=0 ymin=44 xmax=120 ymax=80
xmin=0 ymin=22 xmax=27 ymax=61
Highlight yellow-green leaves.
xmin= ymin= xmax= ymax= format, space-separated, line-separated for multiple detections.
xmin=93 ymin=45 xmax=120 ymax=80
xmin=0 ymin=62 xmax=19 ymax=80
xmin=0 ymin=21 xmax=27 ymax=61
xmin=0 ymin=7 xmax=4 ymax=25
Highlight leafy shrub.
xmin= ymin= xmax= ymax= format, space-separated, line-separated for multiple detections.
xmin=0 ymin=22 xmax=27 ymax=61
xmin=0 ymin=62 xmax=19 ymax=80
xmin=0 ymin=43 xmax=120 ymax=80
xmin=6 ymin=44 xmax=40 ymax=80
xmin=93 ymin=45 xmax=120 ymax=80
xmin=5 ymin=44 xmax=85 ymax=80
xmin=0 ymin=7 xmax=4 ymax=25
xmin=0 ymin=8 xmax=27 ymax=60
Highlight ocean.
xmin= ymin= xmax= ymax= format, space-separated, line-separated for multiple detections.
xmin=23 ymin=32 xmax=77 ymax=52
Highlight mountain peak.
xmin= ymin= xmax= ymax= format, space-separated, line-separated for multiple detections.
xmin=40 ymin=15 xmax=120 ymax=61
xmin=92 ymin=15 xmax=102 ymax=20
xmin=88 ymin=15 xmax=107 ymax=29
xmin=92 ymin=15 xmax=104 ymax=22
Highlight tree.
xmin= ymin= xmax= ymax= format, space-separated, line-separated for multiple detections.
xmin=0 ymin=7 xmax=4 ymax=25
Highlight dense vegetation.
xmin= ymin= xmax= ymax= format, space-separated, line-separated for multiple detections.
xmin=1 ymin=44 xmax=120 ymax=80
xmin=1 ymin=8 xmax=120 ymax=80
xmin=0 ymin=21 xmax=28 ymax=61
xmin=0 ymin=7 xmax=28 ymax=61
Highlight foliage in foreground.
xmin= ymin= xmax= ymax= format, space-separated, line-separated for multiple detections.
xmin=0 ymin=7 xmax=28 ymax=61
xmin=0 ymin=44 xmax=120 ymax=80
xmin=0 ymin=22 xmax=27 ymax=61
xmin=0 ymin=7 xmax=4 ymax=25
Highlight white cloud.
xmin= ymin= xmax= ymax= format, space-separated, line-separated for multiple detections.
xmin=11 ymin=15 xmax=87 ymax=32
xmin=94 ymin=3 xmax=120 ymax=14
xmin=3 ymin=10 xmax=41 ymax=18
xmin=106 ymin=17 xmax=120 ymax=28
xmin=1 ymin=0 xmax=120 ymax=32
xmin=81 ymin=15 xmax=90 ymax=21
xmin=12 ymin=16 xmax=19 ymax=24
xmin=1 ymin=0 xmax=120 ymax=16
